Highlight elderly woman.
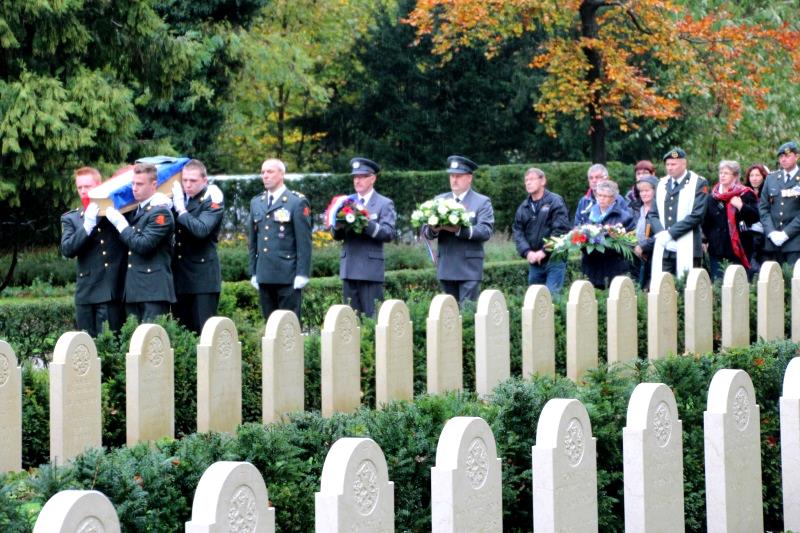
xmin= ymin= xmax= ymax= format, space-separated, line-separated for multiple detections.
xmin=702 ymin=160 xmax=759 ymax=280
xmin=580 ymin=180 xmax=635 ymax=289
xmin=632 ymin=175 xmax=659 ymax=288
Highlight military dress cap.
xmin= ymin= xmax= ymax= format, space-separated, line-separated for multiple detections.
xmin=350 ymin=157 xmax=380 ymax=175
xmin=776 ymin=141 xmax=799 ymax=158
xmin=662 ymin=147 xmax=687 ymax=161
xmin=446 ymin=155 xmax=478 ymax=174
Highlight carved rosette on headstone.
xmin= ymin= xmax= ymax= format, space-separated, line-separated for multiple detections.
xmin=426 ymin=294 xmax=463 ymax=394
xmin=0 ymin=340 xmax=22 ymax=472
xmin=431 ymin=416 xmax=502 ymax=532
xmin=623 ymin=383 xmax=685 ymax=531
xmin=126 ymin=324 xmax=174 ymax=446
xmin=33 ymin=490 xmax=120 ymax=533
xmin=607 ymin=276 xmax=638 ymax=366
xmin=475 ymin=290 xmax=510 ymax=398
xmin=647 ymin=272 xmax=677 ymax=360
xmin=522 ymin=285 xmax=555 ymax=378
xmin=566 ymin=281 xmax=598 ymax=382
xmin=321 ymin=305 xmax=361 ymax=418
xmin=197 ymin=317 xmax=242 ymax=434
xmin=263 ymin=310 xmax=304 ymax=424
xmin=685 ymin=268 xmax=713 ymax=355
xmin=532 ymin=398 xmax=598 ymax=532
xmin=315 ymin=437 xmax=394 ymax=532
xmin=721 ymin=265 xmax=749 ymax=348
xmin=757 ymin=261 xmax=784 ymax=341
xmin=50 ymin=331 xmax=102 ymax=464
xmin=781 ymin=357 xmax=800 ymax=532
xmin=375 ymin=300 xmax=413 ymax=407
xmin=704 ymin=368 xmax=763 ymax=533
xmin=185 ymin=461 xmax=276 ymax=533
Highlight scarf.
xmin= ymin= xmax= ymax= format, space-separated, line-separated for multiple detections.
xmin=711 ymin=182 xmax=753 ymax=270
xmin=588 ymin=202 xmax=610 ymax=224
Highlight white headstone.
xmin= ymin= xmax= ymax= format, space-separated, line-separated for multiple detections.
xmin=792 ymin=260 xmax=800 ymax=342
xmin=197 ymin=317 xmax=242 ymax=434
xmin=321 ymin=305 xmax=361 ymax=418
xmin=475 ymin=290 xmax=510 ymax=397
xmin=522 ymin=285 xmax=555 ymax=378
xmin=757 ymin=260 xmax=784 ymax=341
xmin=431 ymin=416 xmax=502 ymax=532
xmin=375 ymin=300 xmax=413 ymax=407
xmin=566 ymin=281 xmax=598 ymax=382
xmin=704 ymin=368 xmax=763 ymax=533
xmin=781 ymin=357 xmax=800 ymax=532
xmin=721 ymin=265 xmax=749 ymax=348
xmin=263 ymin=310 xmax=304 ymax=424
xmin=607 ymin=276 xmax=638 ymax=366
xmin=50 ymin=331 xmax=102 ymax=464
xmin=623 ymin=383 xmax=684 ymax=531
xmin=647 ymin=272 xmax=677 ymax=360
xmin=315 ymin=437 xmax=394 ymax=532
xmin=0 ymin=340 xmax=21 ymax=472
xmin=684 ymin=268 xmax=713 ymax=355
xmin=427 ymin=294 xmax=463 ymax=394
xmin=185 ymin=461 xmax=275 ymax=533
xmin=126 ymin=324 xmax=175 ymax=446
xmin=532 ymin=398 xmax=598 ymax=532
xmin=33 ymin=490 xmax=120 ymax=533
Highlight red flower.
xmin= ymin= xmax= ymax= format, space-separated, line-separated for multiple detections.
xmin=342 ymin=206 xmax=353 ymax=215
xmin=571 ymin=232 xmax=587 ymax=244
xmin=754 ymin=357 xmax=765 ymax=367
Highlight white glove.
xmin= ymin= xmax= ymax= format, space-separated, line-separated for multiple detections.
xmin=293 ymin=275 xmax=309 ymax=289
xmin=250 ymin=275 xmax=259 ymax=290
xmin=105 ymin=207 xmax=129 ymax=232
xmin=654 ymin=230 xmax=671 ymax=246
xmin=171 ymin=181 xmax=186 ymax=213
xmin=150 ymin=192 xmax=172 ymax=209
xmin=665 ymin=240 xmax=678 ymax=252
xmin=769 ymin=231 xmax=789 ymax=246
xmin=83 ymin=203 xmax=99 ymax=235
xmin=749 ymin=221 xmax=763 ymax=234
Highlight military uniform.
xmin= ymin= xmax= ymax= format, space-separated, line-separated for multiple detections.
xmin=172 ymin=185 xmax=224 ymax=333
xmin=759 ymin=162 xmax=800 ymax=266
xmin=118 ymin=203 xmax=176 ymax=321
xmin=248 ymin=186 xmax=312 ymax=321
xmin=60 ymin=209 xmax=127 ymax=336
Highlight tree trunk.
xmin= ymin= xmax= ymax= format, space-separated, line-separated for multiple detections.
xmin=580 ymin=1 xmax=607 ymax=164
xmin=0 ymin=234 xmax=19 ymax=294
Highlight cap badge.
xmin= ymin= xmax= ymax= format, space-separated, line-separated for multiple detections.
xmin=353 ymin=161 xmax=360 ymax=169
xmin=450 ymin=161 xmax=459 ymax=169
xmin=671 ymin=151 xmax=678 ymax=158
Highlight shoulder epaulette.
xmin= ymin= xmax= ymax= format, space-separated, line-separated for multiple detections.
xmin=291 ymin=190 xmax=306 ymax=199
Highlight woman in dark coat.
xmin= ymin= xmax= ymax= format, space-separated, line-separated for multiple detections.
xmin=744 ymin=163 xmax=769 ymax=272
xmin=702 ymin=160 xmax=760 ymax=280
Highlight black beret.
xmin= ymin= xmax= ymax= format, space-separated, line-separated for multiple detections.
xmin=776 ymin=141 xmax=799 ymax=158
xmin=662 ymin=148 xmax=687 ymax=161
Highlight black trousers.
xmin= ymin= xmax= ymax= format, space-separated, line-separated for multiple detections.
xmin=763 ymin=250 xmax=800 ymax=268
xmin=126 ymin=301 xmax=170 ymax=323
xmin=172 ymin=292 xmax=220 ymax=334
xmin=660 ymin=252 xmax=701 ymax=277
xmin=439 ymin=280 xmax=480 ymax=306
xmin=342 ymin=279 xmax=384 ymax=317
xmin=258 ymin=283 xmax=302 ymax=324
xmin=76 ymin=301 xmax=125 ymax=337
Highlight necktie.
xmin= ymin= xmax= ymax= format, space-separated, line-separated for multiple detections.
xmin=359 ymin=196 xmax=365 ymax=204
xmin=267 ymin=194 xmax=273 ymax=209
xmin=136 ymin=204 xmax=143 ymax=216
xmin=787 ymin=172 xmax=792 ymax=183
xmin=455 ymin=195 xmax=461 ymax=203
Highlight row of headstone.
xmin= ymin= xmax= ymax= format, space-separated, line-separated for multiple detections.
xmin=32 ymin=363 xmax=799 ymax=531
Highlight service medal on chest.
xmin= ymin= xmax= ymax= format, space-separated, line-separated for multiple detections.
xmin=274 ymin=208 xmax=291 ymax=222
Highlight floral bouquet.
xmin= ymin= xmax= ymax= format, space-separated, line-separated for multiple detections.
xmin=544 ymin=223 xmax=637 ymax=262
xmin=410 ymin=198 xmax=472 ymax=229
xmin=324 ymin=195 xmax=370 ymax=233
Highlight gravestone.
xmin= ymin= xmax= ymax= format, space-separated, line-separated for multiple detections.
xmin=475 ymin=290 xmax=510 ymax=397
xmin=431 ymin=416 xmax=502 ymax=532
xmin=623 ymin=383 xmax=684 ymax=531
xmin=375 ymin=300 xmax=413 ymax=407
xmin=757 ymin=261 xmax=784 ymax=341
xmin=521 ymin=285 xmax=555 ymax=378
xmin=607 ymin=276 xmax=638 ymax=365
xmin=704 ymin=368 xmax=763 ymax=533
xmin=427 ymin=294 xmax=463 ymax=394
xmin=126 ymin=324 xmax=174 ymax=446
xmin=647 ymin=272 xmax=677 ymax=360
xmin=315 ymin=437 xmax=394 ymax=532
xmin=185 ymin=461 xmax=275 ymax=533
xmin=793 ymin=260 xmax=800 ymax=342
xmin=33 ymin=490 xmax=120 ymax=533
xmin=50 ymin=331 xmax=102 ymax=464
xmin=721 ymin=265 xmax=749 ymax=348
xmin=321 ymin=305 xmax=361 ymax=418
xmin=263 ymin=310 xmax=304 ymax=423
xmin=0 ymin=340 xmax=21 ymax=472
xmin=685 ymin=268 xmax=713 ymax=355
xmin=197 ymin=317 xmax=241 ymax=434
xmin=532 ymin=398 xmax=598 ymax=532
xmin=781 ymin=357 xmax=800 ymax=532
xmin=566 ymin=281 xmax=598 ymax=382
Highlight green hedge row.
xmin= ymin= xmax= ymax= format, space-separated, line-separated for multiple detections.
xmin=1 ymin=341 xmax=794 ymax=532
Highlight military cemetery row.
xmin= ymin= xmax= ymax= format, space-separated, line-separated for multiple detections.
xmin=29 ymin=363 xmax=800 ymax=531
xmin=1 ymin=262 xmax=799 ymax=471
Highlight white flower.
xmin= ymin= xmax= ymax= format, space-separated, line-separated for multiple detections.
xmin=411 ymin=210 xmax=423 ymax=221
xmin=449 ymin=214 xmax=460 ymax=225
xmin=345 ymin=213 xmax=355 ymax=223
xmin=421 ymin=200 xmax=434 ymax=209
xmin=428 ymin=215 xmax=439 ymax=226
xmin=437 ymin=204 xmax=449 ymax=215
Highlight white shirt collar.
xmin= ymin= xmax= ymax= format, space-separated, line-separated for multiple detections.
xmin=358 ymin=189 xmax=374 ymax=205
xmin=786 ymin=167 xmax=798 ymax=179
xmin=267 ymin=185 xmax=287 ymax=200
xmin=454 ymin=188 xmax=471 ymax=202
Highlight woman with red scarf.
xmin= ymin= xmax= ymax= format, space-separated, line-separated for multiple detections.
xmin=702 ymin=160 xmax=759 ymax=280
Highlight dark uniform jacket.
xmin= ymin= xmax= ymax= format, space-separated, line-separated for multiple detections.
xmin=119 ymin=204 xmax=176 ymax=303
xmin=60 ymin=210 xmax=126 ymax=304
xmin=646 ymin=172 xmax=709 ymax=257
xmin=422 ymin=189 xmax=494 ymax=281
xmin=759 ymin=169 xmax=800 ymax=252
xmin=248 ymin=188 xmax=312 ymax=284
xmin=332 ymin=191 xmax=396 ymax=283
xmin=702 ymin=189 xmax=759 ymax=261
xmin=512 ymin=190 xmax=570 ymax=263
xmin=172 ymin=186 xmax=224 ymax=294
